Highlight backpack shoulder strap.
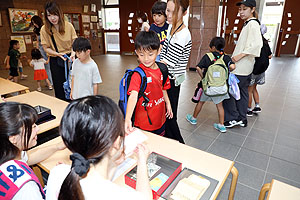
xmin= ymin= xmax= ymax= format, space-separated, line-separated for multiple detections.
xmin=206 ymin=52 xmax=215 ymax=62
xmin=244 ymin=18 xmax=261 ymax=26
xmin=133 ymin=67 xmax=147 ymax=97
xmin=156 ymin=62 xmax=169 ymax=86
xmin=132 ymin=66 xmax=152 ymax=125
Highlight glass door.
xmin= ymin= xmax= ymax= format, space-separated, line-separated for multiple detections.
xmin=102 ymin=0 xmax=120 ymax=53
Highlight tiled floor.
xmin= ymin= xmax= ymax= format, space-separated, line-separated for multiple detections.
xmin=1 ymin=55 xmax=300 ymax=200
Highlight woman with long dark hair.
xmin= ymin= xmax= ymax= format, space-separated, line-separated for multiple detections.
xmin=40 ymin=1 xmax=77 ymax=101
xmin=160 ymin=0 xmax=192 ymax=143
xmin=46 ymin=95 xmax=152 ymax=200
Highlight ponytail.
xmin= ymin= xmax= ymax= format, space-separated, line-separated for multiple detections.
xmin=58 ymin=170 xmax=84 ymax=200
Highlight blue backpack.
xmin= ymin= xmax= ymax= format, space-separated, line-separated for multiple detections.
xmin=118 ymin=63 xmax=168 ymax=125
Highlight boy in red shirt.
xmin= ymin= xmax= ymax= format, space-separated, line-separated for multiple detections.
xmin=125 ymin=31 xmax=173 ymax=136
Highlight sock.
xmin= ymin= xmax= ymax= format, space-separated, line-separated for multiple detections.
xmin=255 ymin=103 xmax=260 ymax=108
xmin=247 ymin=107 xmax=252 ymax=111
xmin=192 ymin=116 xmax=196 ymax=120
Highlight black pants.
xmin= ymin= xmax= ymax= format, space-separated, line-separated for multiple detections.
xmin=223 ymin=74 xmax=251 ymax=122
xmin=49 ymin=56 xmax=70 ymax=101
xmin=164 ymin=79 xmax=185 ymax=144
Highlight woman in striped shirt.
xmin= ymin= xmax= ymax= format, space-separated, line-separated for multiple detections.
xmin=160 ymin=0 xmax=192 ymax=143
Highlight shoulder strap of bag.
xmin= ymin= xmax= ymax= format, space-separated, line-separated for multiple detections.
xmin=156 ymin=62 xmax=169 ymax=86
xmin=244 ymin=18 xmax=261 ymax=27
xmin=50 ymin=28 xmax=59 ymax=53
xmin=133 ymin=66 xmax=152 ymax=125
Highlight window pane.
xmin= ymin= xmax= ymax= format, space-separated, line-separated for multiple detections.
xmin=104 ymin=8 xmax=119 ymax=30
xmin=104 ymin=0 xmax=119 ymax=5
xmin=105 ymin=32 xmax=120 ymax=51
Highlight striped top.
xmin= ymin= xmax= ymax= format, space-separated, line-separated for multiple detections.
xmin=160 ymin=27 xmax=192 ymax=78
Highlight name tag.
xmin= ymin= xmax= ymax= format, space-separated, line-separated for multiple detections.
xmin=213 ymin=72 xmax=221 ymax=78
xmin=147 ymin=77 xmax=152 ymax=83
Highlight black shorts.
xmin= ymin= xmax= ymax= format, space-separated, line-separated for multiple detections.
xmin=9 ymin=67 xmax=19 ymax=77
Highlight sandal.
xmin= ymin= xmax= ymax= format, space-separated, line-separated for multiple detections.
xmin=48 ymin=85 xmax=53 ymax=90
xmin=37 ymin=87 xmax=42 ymax=92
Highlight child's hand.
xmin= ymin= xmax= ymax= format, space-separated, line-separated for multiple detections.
xmin=135 ymin=143 xmax=150 ymax=164
xmin=5 ymin=65 xmax=9 ymax=70
xmin=166 ymin=103 xmax=173 ymax=119
xmin=125 ymin=119 xmax=134 ymax=134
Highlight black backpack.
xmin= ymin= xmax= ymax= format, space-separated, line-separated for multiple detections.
xmin=253 ymin=37 xmax=271 ymax=75
xmin=245 ymin=19 xmax=272 ymax=75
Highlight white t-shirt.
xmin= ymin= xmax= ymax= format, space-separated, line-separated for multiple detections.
xmin=232 ymin=18 xmax=263 ymax=76
xmin=30 ymin=59 xmax=46 ymax=70
xmin=71 ymin=58 xmax=102 ymax=99
xmin=46 ymin=164 xmax=148 ymax=200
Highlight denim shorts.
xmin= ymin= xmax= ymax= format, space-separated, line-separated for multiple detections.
xmin=250 ymin=72 xmax=265 ymax=86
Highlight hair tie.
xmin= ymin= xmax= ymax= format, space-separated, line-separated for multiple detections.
xmin=70 ymin=153 xmax=90 ymax=176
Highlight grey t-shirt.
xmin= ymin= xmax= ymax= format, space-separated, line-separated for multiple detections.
xmin=71 ymin=58 xmax=102 ymax=99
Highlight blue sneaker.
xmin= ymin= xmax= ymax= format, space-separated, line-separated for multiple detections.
xmin=214 ymin=123 xmax=226 ymax=133
xmin=186 ymin=114 xmax=197 ymax=125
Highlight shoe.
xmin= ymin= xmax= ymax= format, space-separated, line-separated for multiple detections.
xmin=37 ymin=87 xmax=42 ymax=92
xmin=238 ymin=120 xmax=248 ymax=127
xmin=247 ymin=110 xmax=253 ymax=117
xmin=186 ymin=114 xmax=197 ymax=125
xmin=20 ymin=74 xmax=28 ymax=80
xmin=252 ymin=107 xmax=261 ymax=113
xmin=224 ymin=120 xmax=242 ymax=128
xmin=48 ymin=85 xmax=53 ymax=90
xmin=214 ymin=123 xmax=226 ymax=133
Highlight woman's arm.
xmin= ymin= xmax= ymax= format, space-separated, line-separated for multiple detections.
xmin=42 ymin=44 xmax=65 ymax=60
xmin=27 ymin=141 xmax=65 ymax=166
xmin=232 ymin=53 xmax=248 ymax=63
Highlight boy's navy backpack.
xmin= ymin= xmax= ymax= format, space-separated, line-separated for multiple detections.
xmin=245 ymin=19 xmax=271 ymax=75
xmin=118 ymin=62 xmax=168 ymax=124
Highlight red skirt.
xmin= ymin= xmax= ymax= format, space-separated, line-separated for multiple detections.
xmin=34 ymin=69 xmax=48 ymax=80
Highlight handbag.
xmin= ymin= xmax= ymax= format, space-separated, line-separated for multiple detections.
xmin=63 ymin=55 xmax=72 ymax=100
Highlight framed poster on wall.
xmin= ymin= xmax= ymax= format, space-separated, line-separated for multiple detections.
xmin=10 ymin=36 xmax=26 ymax=53
xmin=8 ymin=8 xmax=38 ymax=33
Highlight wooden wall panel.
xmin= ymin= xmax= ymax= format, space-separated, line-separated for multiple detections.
xmin=275 ymin=0 xmax=300 ymax=56
xmin=119 ymin=0 xmax=156 ymax=54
